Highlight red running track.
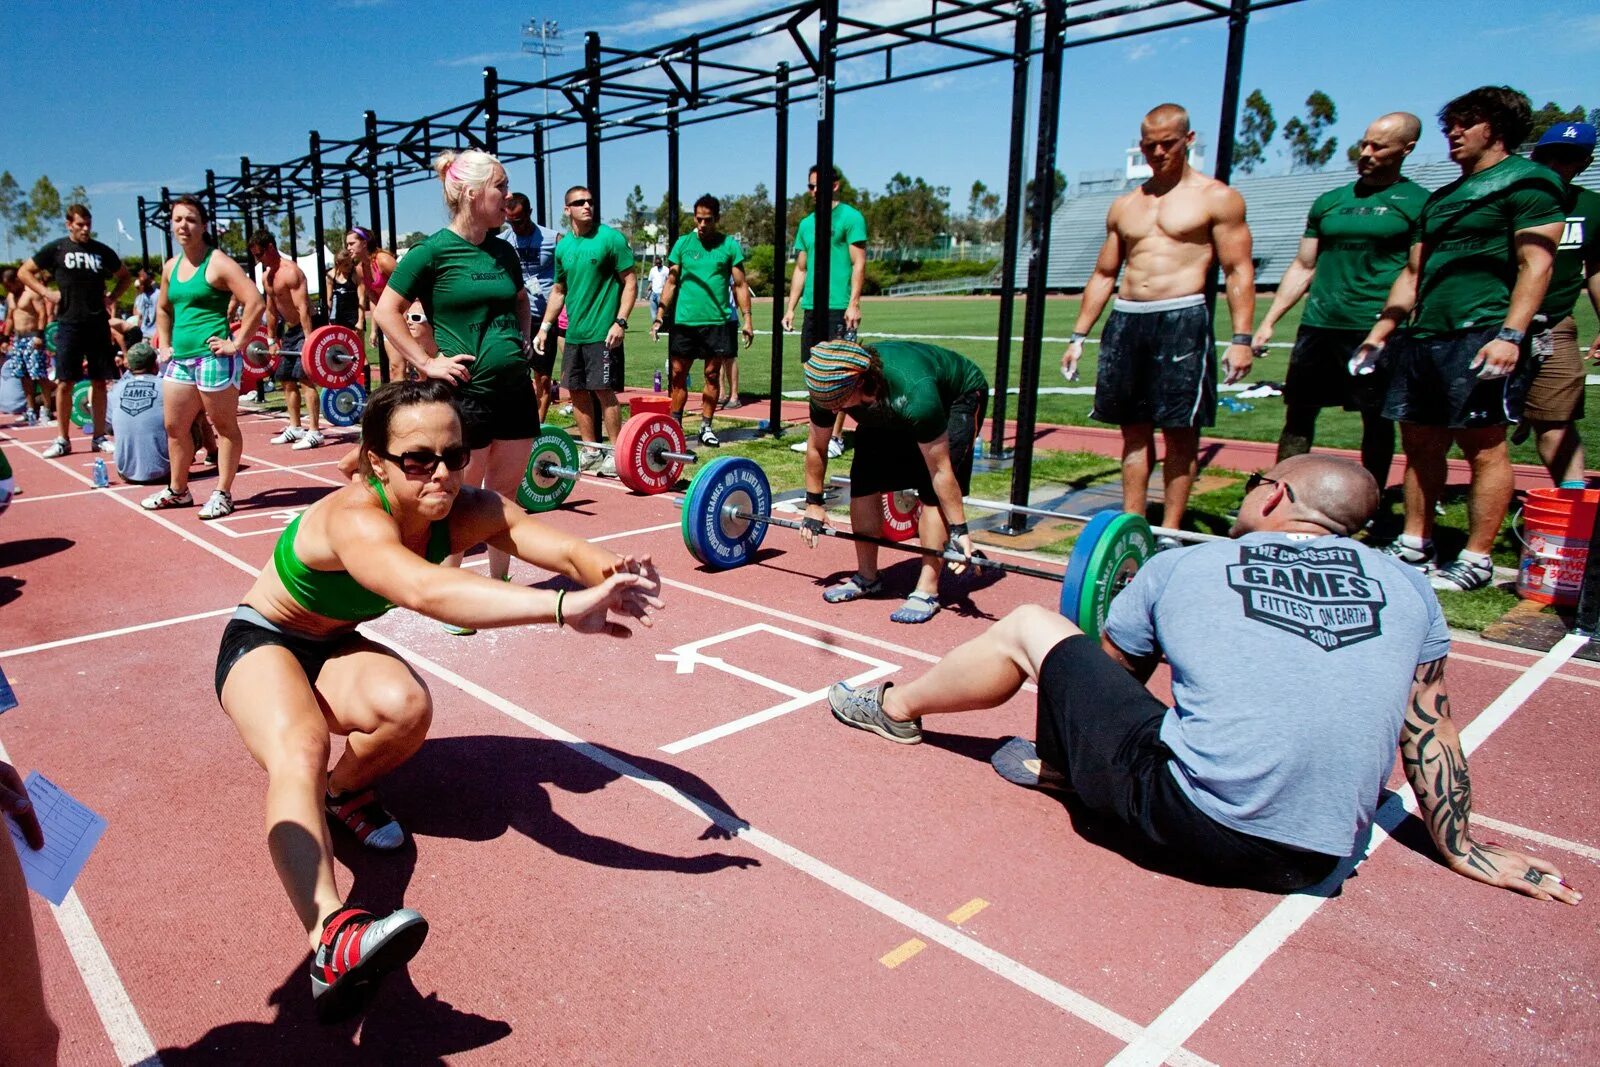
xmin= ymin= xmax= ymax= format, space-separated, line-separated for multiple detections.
xmin=1 ymin=409 xmax=1596 ymax=1064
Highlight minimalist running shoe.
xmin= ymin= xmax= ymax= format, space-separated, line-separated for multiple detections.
xmin=1382 ymin=537 xmax=1433 ymax=573
xmin=141 ymin=486 xmax=193 ymax=510
xmin=823 ymin=572 xmax=883 ymax=604
xmin=271 ymin=427 xmax=304 ymax=445
xmin=41 ymin=438 xmax=70 ymax=458
xmin=93 ymin=436 xmax=115 ymax=454
xmin=698 ymin=425 xmax=721 ymax=447
xmin=828 ymin=680 xmax=922 ymax=744
xmin=1430 ymin=555 xmax=1494 ymax=593
xmin=198 ymin=489 xmax=235 ymax=520
xmin=292 ymin=430 xmax=325 ymax=450
xmin=311 ymin=906 xmax=429 ymax=1023
xmin=325 ymin=787 xmax=406 ymax=850
xmin=990 ymin=737 xmax=1071 ymax=793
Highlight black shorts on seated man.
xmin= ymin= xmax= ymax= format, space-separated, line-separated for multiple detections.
xmin=827 ymin=454 xmax=1583 ymax=902
xmin=798 ymin=339 xmax=988 ymax=625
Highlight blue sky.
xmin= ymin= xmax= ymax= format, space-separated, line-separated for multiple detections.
xmin=2 ymin=0 xmax=1596 ymax=258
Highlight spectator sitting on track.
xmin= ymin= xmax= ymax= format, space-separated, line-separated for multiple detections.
xmin=109 ymin=342 xmax=169 ymax=484
xmin=799 ymin=338 xmax=989 ymax=624
xmin=214 ymin=378 xmax=663 ymax=1020
xmin=827 ymin=454 xmax=1583 ymax=902
xmin=1 ymin=757 xmax=58 ymax=1065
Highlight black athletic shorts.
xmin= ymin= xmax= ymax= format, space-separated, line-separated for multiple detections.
xmin=1381 ymin=325 xmax=1536 ymax=430
xmin=1035 ymin=635 xmax=1341 ymax=893
xmin=457 ymin=375 xmax=540 ymax=451
xmin=561 ymin=340 xmax=625 ymax=392
xmin=669 ymin=322 xmax=734 ymax=362
xmin=528 ymin=333 xmax=556 ymax=378
xmin=847 ymin=389 xmax=987 ymax=504
xmin=799 ymin=308 xmax=847 ymax=363
xmin=274 ymin=326 xmax=306 ymax=383
xmin=51 ymin=319 xmax=119 ymax=383
xmin=214 ymin=605 xmax=358 ymax=702
xmin=1092 ymin=299 xmax=1216 ymax=429
xmin=1283 ymin=325 xmax=1390 ymax=414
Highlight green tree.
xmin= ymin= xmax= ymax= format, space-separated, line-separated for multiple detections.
xmin=867 ymin=172 xmax=951 ymax=254
xmin=399 ymin=231 xmax=429 ymax=250
xmin=1233 ymin=89 xmax=1276 ymax=175
xmin=653 ymin=192 xmax=691 ymax=243
xmin=0 ymin=171 xmax=22 ymax=258
xmin=622 ymin=184 xmax=650 ymax=242
xmin=1346 ymin=142 xmax=1363 ymax=165
xmin=324 ymin=202 xmax=348 ymax=257
xmin=16 ymin=176 xmax=62 ymax=247
xmin=1283 ymin=90 xmax=1339 ymax=171
xmin=1528 ymin=101 xmax=1587 ymax=142
xmin=275 ymin=213 xmax=308 ymax=249
xmin=717 ymin=184 xmax=774 ymax=246
xmin=1022 ymin=168 xmax=1066 ymax=233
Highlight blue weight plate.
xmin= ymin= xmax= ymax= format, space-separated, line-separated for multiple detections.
xmin=320 ymin=384 xmax=366 ymax=427
xmin=1060 ymin=510 xmax=1118 ymax=621
xmin=684 ymin=456 xmax=770 ymax=570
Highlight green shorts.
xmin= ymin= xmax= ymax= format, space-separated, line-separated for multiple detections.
xmin=164 ymin=354 xmax=242 ymax=393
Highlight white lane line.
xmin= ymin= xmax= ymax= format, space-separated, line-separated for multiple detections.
xmin=1106 ymin=631 xmax=1590 ymax=1067
xmin=1471 ymin=814 xmax=1600 ymax=865
xmin=0 ymin=737 xmax=161 ymax=1067
xmin=2 ymin=608 xmax=235 ymax=658
xmin=5 ymin=485 xmax=141 ymax=504
xmin=27 ymin=444 xmax=1206 ymax=1063
xmin=1449 ymin=650 xmax=1600 ymax=689
xmin=361 ymin=628 xmax=1211 ymax=1066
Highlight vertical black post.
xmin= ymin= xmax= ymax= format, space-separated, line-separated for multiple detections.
xmin=385 ymin=169 xmax=398 ymax=255
xmin=341 ymin=176 xmax=353 ymax=238
xmin=483 ymin=66 xmax=500 ymax=155
xmin=137 ymin=197 xmax=150 ymax=267
xmin=311 ymin=131 xmax=328 ymax=315
xmin=240 ymin=156 xmax=255 ymax=269
xmin=160 ymin=187 xmax=173 ymax=258
xmin=204 ymin=170 xmax=219 ymax=241
xmin=811 ymin=0 xmax=839 ymax=324
xmin=991 ymin=3 xmax=1032 ymax=461
xmin=364 ymin=110 xmax=382 ymax=244
xmin=769 ymin=63 xmax=790 ymax=436
xmin=284 ymin=174 xmax=299 ymax=259
xmin=1211 ymin=0 xmax=1251 ymax=186
xmin=667 ymin=94 xmax=681 ymax=254
xmin=584 ymin=32 xmax=602 ymax=208
xmin=1007 ymin=0 xmax=1065 ymax=531
xmin=534 ymin=125 xmax=549 ymax=222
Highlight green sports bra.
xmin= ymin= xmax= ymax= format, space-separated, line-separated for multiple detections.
xmin=272 ymin=478 xmax=453 ymax=622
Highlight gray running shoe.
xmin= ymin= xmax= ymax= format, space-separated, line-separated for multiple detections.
xmin=1382 ymin=538 xmax=1433 ymax=573
xmin=598 ymin=452 xmax=617 ymax=478
xmin=828 ymin=681 xmax=922 ymax=744
xmin=1430 ymin=555 xmax=1493 ymax=592
xmin=578 ymin=447 xmax=604 ymax=473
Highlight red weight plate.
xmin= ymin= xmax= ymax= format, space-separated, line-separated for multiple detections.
xmin=239 ymin=328 xmax=277 ymax=391
xmin=303 ymin=324 xmax=365 ymax=389
xmin=881 ymin=490 xmax=922 ymax=542
xmin=614 ymin=412 xmax=687 ymax=494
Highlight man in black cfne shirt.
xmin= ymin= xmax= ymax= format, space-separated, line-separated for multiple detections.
xmin=18 ymin=204 xmax=132 ymax=457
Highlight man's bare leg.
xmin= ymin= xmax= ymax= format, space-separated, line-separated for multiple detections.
xmin=1532 ymin=420 xmax=1585 ymax=487
xmin=1159 ymin=427 xmax=1199 ymax=529
xmin=571 ymin=389 xmax=598 ymax=444
xmin=1457 ymin=425 xmax=1514 ymax=557
xmin=598 ymin=391 xmax=622 ymax=442
xmin=1399 ymin=422 xmax=1450 ymax=542
xmin=1120 ymin=424 xmax=1155 ymax=517
xmin=881 ymin=605 xmax=1078 ymax=722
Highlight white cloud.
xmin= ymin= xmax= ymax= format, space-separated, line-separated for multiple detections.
xmin=1124 ymin=42 xmax=1155 ymax=62
xmin=437 ymin=49 xmax=530 ymax=69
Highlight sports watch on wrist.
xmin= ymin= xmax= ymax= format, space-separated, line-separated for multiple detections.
xmin=1495 ymin=327 xmax=1525 ymax=345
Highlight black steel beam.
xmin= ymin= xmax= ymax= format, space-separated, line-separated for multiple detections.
xmin=769 ymin=62 xmax=790 ymax=436
xmin=990 ymin=3 xmax=1032 ymax=461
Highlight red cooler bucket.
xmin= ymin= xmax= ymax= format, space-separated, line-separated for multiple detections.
xmin=1516 ymin=488 xmax=1598 ymax=606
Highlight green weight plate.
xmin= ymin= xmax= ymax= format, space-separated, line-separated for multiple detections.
xmin=1071 ymin=513 xmax=1154 ymax=643
xmin=43 ymin=321 xmax=59 ymax=354
xmin=515 ymin=424 xmax=579 ymax=513
xmin=71 ymin=380 xmax=93 ymax=430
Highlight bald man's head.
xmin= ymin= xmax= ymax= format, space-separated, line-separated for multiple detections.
xmin=1355 ymin=112 xmax=1421 ymax=182
xmin=1273 ymin=454 xmax=1380 ymax=535
xmin=1372 ymin=111 xmax=1422 ymax=144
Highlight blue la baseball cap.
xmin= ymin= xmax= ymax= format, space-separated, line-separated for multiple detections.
xmin=1536 ymin=122 xmax=1597 ymax=150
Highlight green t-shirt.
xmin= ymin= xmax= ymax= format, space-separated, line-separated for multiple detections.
xmin=1302 ymin=177 xmax=1429 ymax=331
xmin=553 ymin=224 xmax=636 ymax=344
xmin=667 ymin=232 xmax=743 ymax=327
xmin=1540 ymin=182 xmax=1600 ymax=320
xmin=827 ymin=341 xmax=989 ymax=442
xmin=1412 ymin=154 xmax=1565 ymax=338
xmin=386 ymin=229 xmax=525 ymax=400
xmin=795 ymin=202 xmax=867 ymax=310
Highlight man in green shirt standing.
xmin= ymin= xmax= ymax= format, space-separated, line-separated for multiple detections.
xmin=534 ymin=185 xmax=637 ymax=476
xmin=649 ymin=194 xmax=754 ymax=447
xmin=1357 ymin=86 xmax=1566 ymax=591
xmin=784 ymin=165 xmax=868 ymax=459
xmin=1253 ymin=112 xmax=1429 ymax=489
xmin=799 ymin=339 xmax=988 ymax=624
xmin=1521 ymin=122 xmax=1600 ymax=488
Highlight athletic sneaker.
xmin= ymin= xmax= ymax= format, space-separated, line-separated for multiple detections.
xmin=325 ymin=787 xmax=406 ymax=850
xmin=826 ymin=437 xmax=845 ymax=459
xmin=271 ymin=427 xmax=304 ymax=445
xmin=789 ymin=439 xmax=810 ymax=453
xmin=41 ymin=438 xmax=70 ymax=458
xmin=578 ymin=447 xmax=603 ymax=473
xmin=1154 ymin=534 xmax=1185 ymax=553
xmin=311 ymin=906 xmax=429 ymax=1023
xmin=442 ymin=622 xmax=477 ymax=637
xmin=827 ymin=681 xmax=922 ymax=744
xmin=726 ymin=394 xmax=742 ymax=409
xmin=990 ymin=737 xmax=1071 ymax=793
xmin=698 ymin=425 xmax=721 ymax=447
xmin=599 ymin=453 xmax=617 ymax=478
xmin=198 ymin=489 xmax=235 ymax=520
xmin=23 ymin=409 xmax=37 ymax=426
xmin=93 ymin=436 xmax=115 ymax=454
xmin=1430 ymin=555 xmax=1494 ymax=593
xmin=292 ymin=430 xmax=325 ymax=450
xmin=141 ymin=486 xmax=194 ymax=510
xmin=1382 ymin=537 xmax=1434 ymax=573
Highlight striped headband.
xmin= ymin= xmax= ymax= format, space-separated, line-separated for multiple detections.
xmin=805 ymin=340 xmax=874 ymax=411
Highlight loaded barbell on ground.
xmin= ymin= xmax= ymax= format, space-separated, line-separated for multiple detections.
xmin=516 ymin=413 xmax=702 ymax=511
xmin=240 ymin=324 xmax=367 ymax=393
xmin=682 ymin=457 xmax=1159 ymax=642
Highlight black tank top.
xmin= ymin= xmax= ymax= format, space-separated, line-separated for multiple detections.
xmin=328 ymin=276 xmax=359 ymax=328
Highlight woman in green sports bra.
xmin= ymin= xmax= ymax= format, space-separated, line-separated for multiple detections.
xmin=213 ymin=378 xmax=664 ymax=1020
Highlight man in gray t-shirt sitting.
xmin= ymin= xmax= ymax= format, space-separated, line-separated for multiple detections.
xmin=109 ymin=343 xmax=169 ymax=485
xmin=827 ymin=455 xmax=1580 ymax=901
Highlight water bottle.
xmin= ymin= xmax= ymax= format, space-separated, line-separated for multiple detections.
xmin=974 ymin=439 xmax=985 ymax=459
xmin=653 ymin=369 xmax=663 ymax=393
xmin=757 ymin=419 xmax=770 ymax=432
xmin=92 ymin=458 xmax=109 ymax=488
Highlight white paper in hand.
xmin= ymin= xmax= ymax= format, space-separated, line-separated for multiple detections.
xmin=6 ymin=772 xmax=107 ymax=905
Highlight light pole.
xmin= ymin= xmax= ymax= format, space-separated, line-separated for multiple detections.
xmin=522 ymin=17 xmax=563 ymax=220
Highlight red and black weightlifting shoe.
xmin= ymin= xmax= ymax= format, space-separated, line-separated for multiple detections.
xmin=311 ymin=906 xmax=430 ymax=1022
xmin=325 ymin=786 xmax=406 ymax=850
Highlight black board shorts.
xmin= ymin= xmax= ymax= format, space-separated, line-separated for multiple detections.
xmin=1035 ymin=635 xmax=1340 ymax=892
xmin=1284 ymin=325 xmax=1390 ymax=414
xmin=1381 ymin=325 xmax=1536 ymax=430
xmin=1091 ymin=296 xmax=1215 ymax=429
xmin=669 ymin=322 xmax=735 ymax=362
xmin=848 ymin=388 xmax=986 ymax=504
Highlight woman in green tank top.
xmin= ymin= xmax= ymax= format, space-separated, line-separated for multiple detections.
xmin=213 ymin=379 xmax=663 ymax=1019
xmin=140 ymin=196 xmax=265 ymax=520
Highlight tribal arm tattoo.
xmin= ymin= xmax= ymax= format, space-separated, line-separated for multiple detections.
xmin=1399 ymin=658 xmax=1500 ymax=878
